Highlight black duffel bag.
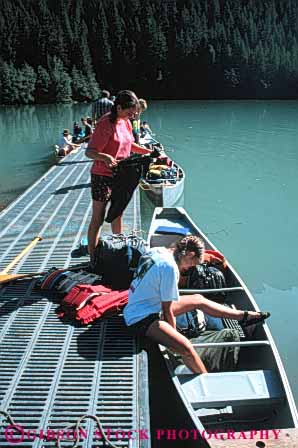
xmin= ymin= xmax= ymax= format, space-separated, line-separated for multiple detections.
xmin=186 ymin=263 xmax=227 ymax=299
xmin=176 ymin=264 xmax=227 ymax=338
xmin=92 ymin=234 xmax=148 ymax=290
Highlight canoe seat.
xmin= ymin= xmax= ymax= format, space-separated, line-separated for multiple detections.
xmin=150 ymin=234 xmax=181 ymax=247
xmin=179 ymin=369 xmax=284 ymax=409
xmin=150 ymin=225 xmax=191 ymax=248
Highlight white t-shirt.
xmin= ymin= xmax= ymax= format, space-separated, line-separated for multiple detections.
xmin=58 ymin=134 xmax=72 ymax=149
xmin=123 ymin=247 xmax=180 ymax=326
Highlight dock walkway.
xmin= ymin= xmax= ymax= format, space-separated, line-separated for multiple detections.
xmin=0 ymin=150 xmax=150 ymax=448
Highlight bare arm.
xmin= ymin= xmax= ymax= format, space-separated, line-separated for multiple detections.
xmin=85 ymin=148 xmax=117 ymax=167
xmin=131 ymin=142 xmax=152 ymax=155
xmin=162 ymin=301 xmax=176 ymax=330
xmin=78 ymin=134 xmax=92 ymax=143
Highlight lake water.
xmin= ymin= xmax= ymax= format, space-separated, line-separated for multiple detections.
xmin=0 ymin=100 xmax=297 ymax=407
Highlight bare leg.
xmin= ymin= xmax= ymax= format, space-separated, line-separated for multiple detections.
xmin=87 ymin=200 xmax=106 ymax=261
xmin=172 ymin=294 xmax=262 ymax=321
xmin=111 ymin=215 xmax=122 ymax=234
xmin=146 ymin=320 xmax=207 ymax=374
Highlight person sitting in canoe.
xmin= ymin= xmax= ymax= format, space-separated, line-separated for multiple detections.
xmin=55 ymin=129 xmax=80 ymax=157
xmin=123 ymin=235 xmax=270 ymax=374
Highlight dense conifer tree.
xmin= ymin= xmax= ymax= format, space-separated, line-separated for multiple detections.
xmin=0 ymin=0 xmax=298 ymax=103
xmin=71 ymin=66 xmax=89 ymax=102
xmin=0 ymin=62 xmax=19 ymax=104
xmin=48 ymin=56 xmax=72 ymax=102
xmin=18 ymin=64 xmax=37 ymax=104
xmin=36 ymin=65 xmax=52 ymax=103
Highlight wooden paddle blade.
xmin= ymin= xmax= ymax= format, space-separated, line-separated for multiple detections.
xmin=0 ymin=272 xmax=44 ymax=285
xmin=0 ymin=263 xmax=90 ymax=285
xmin=0 ymin=259 xmax=92 ymax=286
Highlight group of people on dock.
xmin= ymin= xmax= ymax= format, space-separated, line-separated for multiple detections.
xmin=62 ymin=89 xmax=271 ymax=375
xmin=57 ymin=90 xmax=153 ymax=157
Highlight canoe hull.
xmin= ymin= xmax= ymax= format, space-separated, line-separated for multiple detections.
xmin=140 ymin=165 xmax=185 ymax=207
xmin=148 ymin=207 xmax=298 ymax=441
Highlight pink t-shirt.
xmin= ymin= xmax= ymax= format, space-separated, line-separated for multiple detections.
xmin=89 ymin=113 xmax=134 ymax=177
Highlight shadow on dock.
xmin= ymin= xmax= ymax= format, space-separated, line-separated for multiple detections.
xmin=52 ymin=182 xmax=91 ymax=194
xmin=57 ymin=160 xmax=92 ymax=165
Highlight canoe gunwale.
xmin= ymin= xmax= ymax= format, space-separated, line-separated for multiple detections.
xmin=148 ymin=206 xmax=298 ymax=435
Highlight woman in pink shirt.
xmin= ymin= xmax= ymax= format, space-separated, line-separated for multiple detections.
xmin=85 ymin=90 xmax=151 ymax=262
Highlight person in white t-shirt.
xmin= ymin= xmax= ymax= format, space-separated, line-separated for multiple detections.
xmin=56 ymin=129 xmax=80 ymax=156
xmin=124 ymin=235 xmax=270 ymax=374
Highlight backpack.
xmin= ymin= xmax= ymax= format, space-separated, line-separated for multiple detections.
xmin=91 ymin=234 xmax=148 ymax=290
xmin=176 ymin=309 xmax=207 ymax=339
xmin=176 ymin=264 xmax=227 ymax=339
xmin=186 ymin=263 xmax=227 ymax=299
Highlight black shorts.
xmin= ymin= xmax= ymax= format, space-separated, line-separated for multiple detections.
xmin=91 ymin=173 xmax=113 ymax=202
xmin=127 ymin=313 xmax=160 ymax=338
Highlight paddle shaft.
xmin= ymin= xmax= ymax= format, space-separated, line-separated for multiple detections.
xmin=179 ymin=286 xmax=244 ymax=294
xmin=0 ymin=262 xmax=90 ymax=285
xmin=1 ymin=236 xmax=42 ymax=274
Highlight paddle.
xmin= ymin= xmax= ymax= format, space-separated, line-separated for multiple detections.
xmin=0 ymin=236 xmax=44 ymax=284
xmin=0 ymin=262 xmax=90 ymax=285
xmin=0 ymin=271 xmax=47 ymax=284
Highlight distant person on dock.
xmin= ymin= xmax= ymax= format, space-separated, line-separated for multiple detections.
xmin=72 ymin=122 xmax=84 ymax=143
xmin=124 ymin=235 xmax=270 ymax=374
xmin=85 ymin=90 xmax=152 ymax=263
xmin=56 ymin=129 xmax=80 ymax=157
xmin=78 ymin=117 xmax=93 ymax=144
xmin=92 ymin=90 xmax=114 ymax=124
xmin=131 ymin=98 xmax=148 ymax=143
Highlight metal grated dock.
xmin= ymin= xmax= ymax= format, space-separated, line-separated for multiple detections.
xmin=0 ymin=150 xmax=150 ymax=447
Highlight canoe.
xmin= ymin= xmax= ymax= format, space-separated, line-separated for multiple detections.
xmin=139 ymin=133 xmax=159 ymax=147
xmin=139 ymin=135 xmax=185 ymax=207
xmin=139 ymin=161 xmax=184 ymax=207
xmin=139 ymin=154 xmax=185 ymax=207
xmin=148 ymin=207 xmax=298 ymax=442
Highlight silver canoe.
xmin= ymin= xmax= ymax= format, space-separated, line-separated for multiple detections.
xmin=139 ymin=135 xmax=185 ymax=207
xmin=139 ymin=160 xmax=185 ymax=207
xmin=148 ymin=206 xmax=298 ymax=444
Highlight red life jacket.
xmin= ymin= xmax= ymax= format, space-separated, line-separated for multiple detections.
xmin=203 ymin=249 xmax=226 ymax=268
xmin=58 ymin=283 xmax=128 ymax=324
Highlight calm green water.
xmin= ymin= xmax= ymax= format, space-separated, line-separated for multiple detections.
xmin=0 ymin=101 xmax=298 ymax=406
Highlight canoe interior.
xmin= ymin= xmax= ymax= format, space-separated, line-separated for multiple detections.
xmin=148 ymin=207 xmax=298 ymax=435
xmin=140 ymin=161 xmax=185 ymax=207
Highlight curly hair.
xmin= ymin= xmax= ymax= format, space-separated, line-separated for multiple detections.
xmin=174 ymin=235 xmax=205 ymax=262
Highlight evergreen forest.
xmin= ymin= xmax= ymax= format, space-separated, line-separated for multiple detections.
xmin=0 ymin=0 xmax=298 ymax=104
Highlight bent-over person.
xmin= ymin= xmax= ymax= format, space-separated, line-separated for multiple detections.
xmin=124 ymin=236 xmax=270 ymax=374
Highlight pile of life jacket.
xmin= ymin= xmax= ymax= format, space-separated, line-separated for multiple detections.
xmin=37 ymin=233 xmax=147 ymax=325
xmin=57 ymin=283 xmax=128 ymax=324
xmin=38 ymin=268 xmax=129 ymax=325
